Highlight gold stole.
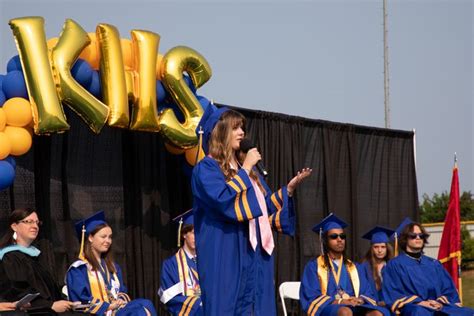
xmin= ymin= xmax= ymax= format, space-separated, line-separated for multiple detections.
xmin=176 ymin=249 xmax=199 ymax=296
xmin=316 ymin=256 xmax=360 ymax=297
xmin=86 ymin=262 xmax=120 ymax=303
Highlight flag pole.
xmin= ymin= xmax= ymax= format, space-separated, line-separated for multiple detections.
xmin=454 ymin=152 xmax=463 ymax=304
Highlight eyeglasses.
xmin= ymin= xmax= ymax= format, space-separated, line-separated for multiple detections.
xmin=328 ymin=233 xmax=346 ymax=240
xmin=19 ymin=220 xmax=43 ymax=226
xmin=407 ymin=232 xmax=428 ymax=240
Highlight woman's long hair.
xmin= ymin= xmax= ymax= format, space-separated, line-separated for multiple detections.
xmin=362 ymin=243 xmax=394 ymax=290
xmin=83 ymin=223 xmax=116 ymax=273
xmin=208 ymin=110 xmax=265 ymax=193
xmin=399 ymin=222 xmax=430 ymax=253
xmin=0 ymin=208 xmax=36 ymax=248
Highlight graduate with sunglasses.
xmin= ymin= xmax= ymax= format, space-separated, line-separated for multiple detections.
xmin=382 ymin=219 xmax=473 ymax=315
xmin=300 ymin=214 xmax=388 ymax=316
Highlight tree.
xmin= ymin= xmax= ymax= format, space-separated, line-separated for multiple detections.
xmin=420 ymin=191 xmax=474 ymax=223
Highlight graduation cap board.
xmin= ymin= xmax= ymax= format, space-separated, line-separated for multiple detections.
xmin=362 ymin=226 xmax=395 ymax=244
xmin=74 ymin=210 xmax=107 ymax=260
xmin=173 ymin=209 xmax=194 ymax=248
xmin=195 ymin=104 xmax=229 ymax=155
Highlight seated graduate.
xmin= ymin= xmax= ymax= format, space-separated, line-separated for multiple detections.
xmin=66 ymin=210 xmax=157 ymax=316
xmin=382 ymin=218 xmax=473 ymax=316
xmin=158 ymin=209 xmax=202 ymax=315
xmin=0 ymin=208 xmax=74 ymax=314
xmin=359 ymin=226 xmax=394 ymax=309
xmin=299 ymin=213 xmax=389 ymax=316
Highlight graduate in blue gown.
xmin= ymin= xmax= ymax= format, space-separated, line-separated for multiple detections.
xmin=159 ymin=209 xmax=202 ymax=315
xmin=300 ymin=214 xmax=389 ymax=316
xmin=382 ymin=219 xmax=473 ymax=316
xmin=66 ymin=211 xmax=157 ymax=316
xmin=359 ymin=226 xmax=394 ymax=312
xmin=191 ymin=105 xmax=312 ymax=315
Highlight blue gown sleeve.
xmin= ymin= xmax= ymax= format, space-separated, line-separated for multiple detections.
xmin=66 ymin=264 xmax=110 ymax=315
xmin=299 ymin=260 xmax=333 ymax=316
xmin=356 ymin=263 xmax=378 ymax=306
xmin=159 ymin=258 xmax=202 ymax=316
xmin=433 ymin=260 xmax=461 ymax=305
xmin=265 ymin=184 xmax=296 ymax=236
xmin=381 ymin=260 xmax=422 ymax=315
xmin=192 ymin=158 xmax=263 ymax=222
xmin=114 ymin=263 xmax=131 ymax=302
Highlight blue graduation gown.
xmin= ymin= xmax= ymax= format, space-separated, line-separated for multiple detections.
xmin=191 ymin=157 xmax=295 ymax=315
xmin=359 ymin=261 xmax=386 ymax=303
xmin=300 ymin=256 xmax=389 ymax=316
xmin=159 ymin=248 xmax=202 ymax=315
xmin=382 ymin=253 xmax=473 ymax=315
xmin=66 ymin=259 xmax=157 ymax=316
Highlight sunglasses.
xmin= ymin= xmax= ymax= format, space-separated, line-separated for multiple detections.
xmin=407 ymin=232 xmax=428 ymax=240
xmin=328 ymin=233 xmax=346 ymax=240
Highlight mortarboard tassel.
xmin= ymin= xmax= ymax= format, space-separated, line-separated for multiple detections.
xmin=394 ymin=232 xmax=398 ymax=257
xmin=196 ymin=126 xmax=204 ymax=165
xmin=177 ymin=217 xmax=183 ymax=248
xmin=79 ymin=224 xmax=86 ymax=261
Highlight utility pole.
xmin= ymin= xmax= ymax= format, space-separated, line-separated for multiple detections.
xmin=383 ymin=0 xmax=391 ymax=128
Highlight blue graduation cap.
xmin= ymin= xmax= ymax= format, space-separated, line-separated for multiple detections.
xmin=196 ymin=104 xmax=229 ymax=155
xmin=392 ymin=217 xmax=413 ymax=240
xmin=362 ymin=226 xmax=395 ymax=244
xmin=312 ymin=213 xmax=348 ymax=234
xmin=74 ymin=210 xmax=107 ymax=260
xmin=173 ymin=208 xmax=194 ymax=247
xmin=392 ymin=217 xmax=413 ymax=256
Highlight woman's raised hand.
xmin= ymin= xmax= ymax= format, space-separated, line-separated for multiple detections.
xmin=242 ymin=148 xmax=261 ymax=172
xmin=287 ymin=168 xmax=312 ymax=197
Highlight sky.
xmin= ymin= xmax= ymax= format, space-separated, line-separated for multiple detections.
xmin=0 ymin=0 xmax=472 ymax=199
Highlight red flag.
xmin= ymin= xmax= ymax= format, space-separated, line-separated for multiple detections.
xmin=437 ymin=163 xmax=461 ymax=291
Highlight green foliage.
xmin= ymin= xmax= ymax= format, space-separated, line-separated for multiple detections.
xmin=462 ymin=225 xmax=474 ymax=269
xmin=420 ymin=191 xmax=474 ymax=223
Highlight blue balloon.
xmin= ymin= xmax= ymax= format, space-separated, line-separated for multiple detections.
xmin=6 ymin=55 xmax=22 ymax=72
xmin=0 ymin=91 xmax=5 ymax=107
xmin=183 ymin=74 xmax=196 ymax=93
xmin=71 ymin=59 xmax=93 ymax=87
xmin=0 ymin=74 xmax=5 ymax=91
xmin=2 ymin=70 xmax=28 ymax=99
xmin=87 ymin=71 xmax=102 ymax=99
xmin=0 ymin=161 xmax=15 ymax=191
xmin=4 ymin=156 xmax=16 ymax=169
xmin=156 ymin=80 xmax=167 ymax=103
xmin=197 ymin=95 xmax=210 ymax=111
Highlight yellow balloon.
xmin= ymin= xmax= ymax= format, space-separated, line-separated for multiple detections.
xmin=185 ymin=144 xmax=205 ymax=166
xmin=51 ymin=19 xmax=109 ymax=134
xmin=47 ymin=37 xmax=58 ymax=49
xmin=0 ymin=109 xmax=6 ymax=131
xmin=79 ymin=32 xmax=100 ymax=69
xmin=156 ymin=53 xmax=163 ymax=79
xmin=4 ymin=126 xmax=32 ymax=156
xmin=9 ymin=16 xmax=70 ymax=134
xmin=129 ymin=30 xmax=161 ymax=132
xmin=121 ymin=38 xmax=133 ymax=70
xmin=0 ymin=132 xmax=11 ymax=160
xmin=3 ymin=97 xmax=33 ymax=127
xmin=96 ymin=24 xmax=129 ymax=128
xmin=164 ymin=142 xmax=186 ymax=155
xmin=159 ymin=46 xmax=212 ymax=148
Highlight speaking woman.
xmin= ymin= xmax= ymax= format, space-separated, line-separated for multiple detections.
xmin=191 ymin=105 xmax=312 ymax=315
xmin=66 ymin=211 xmax=157 ymax=316
xmin=0 ymin=208 xmax=73 ymax=314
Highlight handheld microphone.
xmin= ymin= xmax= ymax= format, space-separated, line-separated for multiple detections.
xmin=239 ymin=139 xmax=268 ymax=177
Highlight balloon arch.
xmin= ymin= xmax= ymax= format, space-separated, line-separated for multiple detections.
xmin=0 ymin=16 xmax=211 ymax=190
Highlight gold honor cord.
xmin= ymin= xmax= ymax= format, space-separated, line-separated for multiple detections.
xmin=329 ymin=257 xmax=343 ymax=286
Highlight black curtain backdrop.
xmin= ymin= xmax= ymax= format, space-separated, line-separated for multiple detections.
xmin=0 ymin=104 xmax=418 ymax=315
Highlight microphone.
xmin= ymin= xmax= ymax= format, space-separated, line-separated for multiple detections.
xmin=239 ymin=139 xmax=268 ymax=177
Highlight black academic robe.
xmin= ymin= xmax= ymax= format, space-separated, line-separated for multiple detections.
xmin=0 ymin=249 xmax=62 ymax=314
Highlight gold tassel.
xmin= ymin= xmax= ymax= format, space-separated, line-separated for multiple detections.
xmin=79 ymin=224 xmax=86 ymax=260
xmin=177 ymin=218 xmax=183 ymax=248
xmin=196 ymin=126 xmax=204 ymax=165
xmin=394 ymin=232 xmax=398 ymax=257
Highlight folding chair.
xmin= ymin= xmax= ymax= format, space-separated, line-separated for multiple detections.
xmin=279 ymin=281 xmax=300 ymax=316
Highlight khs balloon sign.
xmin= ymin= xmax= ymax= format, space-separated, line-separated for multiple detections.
xmin=9 ymin=16 xmax=211 ymax=148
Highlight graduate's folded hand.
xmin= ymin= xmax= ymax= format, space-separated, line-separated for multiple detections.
xmin=418 ymin=301 xmax=441 ymax=310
